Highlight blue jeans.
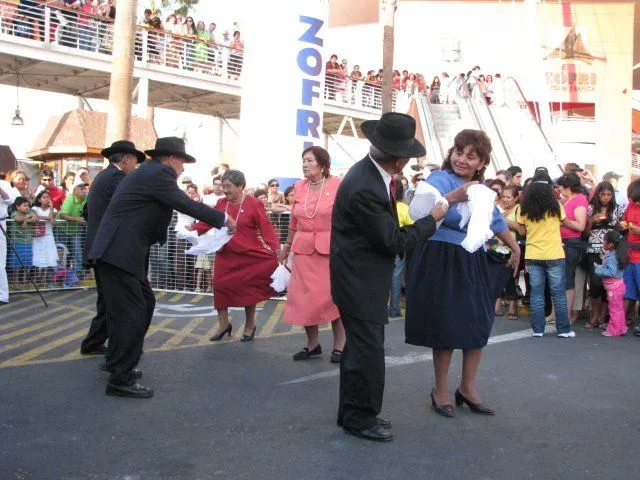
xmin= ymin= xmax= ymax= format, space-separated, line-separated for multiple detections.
xmin=526 ymin=259 xmax=571 ymax=334
xmin=388 ymin=255 xmax=406 ymax=316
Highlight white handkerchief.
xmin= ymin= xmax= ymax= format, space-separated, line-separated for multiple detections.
xmin=408 ymin=182 xmax=448 ymax=227
xmin=460 ymin=184 xmax=497 ymax=253
xmin=184 ymin=227 xmax=232 ymax=255
xmin=270 ymin=264 xmax=291 ymax=293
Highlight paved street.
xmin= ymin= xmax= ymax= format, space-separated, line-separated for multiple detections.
xmin=1 ymin=289 xmax=639 ymax=480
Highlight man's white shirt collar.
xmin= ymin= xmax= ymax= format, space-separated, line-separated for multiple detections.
xmin=369 ymin=154 xmax=392 ymax=197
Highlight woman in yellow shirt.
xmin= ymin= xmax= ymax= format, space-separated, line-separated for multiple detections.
xmin=517 ymin=169 xmax=575 ymax=338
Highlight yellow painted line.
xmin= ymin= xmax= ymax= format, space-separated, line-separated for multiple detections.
xmin=155 ymin=291 xmax=167 ymax=299
xmin=5 ymin=327 xmax=88 ymax=365
xmin=0 ymin=304 xmax=59 ymax=331
xmin=289 ymin=325 xmax=305 ymax=334
xmin=0 ymin=316 xmax=88 ymax=355
xmin=145 ymin=318 xmax=178 ymax=338
xmin=192 ymin=294 xmax=204 ymax=303
xmin=319 ymin=325 xmax=331 ymax=332
xmin=0 ymin=306 xmax=72 ymax=341
xmin=160 ymin=317 xmax=205 ymax=349
xmin=169 ymin=294 xmax=185 ymax=302
xmin=259 ymin=302 xmax=284 ymax=337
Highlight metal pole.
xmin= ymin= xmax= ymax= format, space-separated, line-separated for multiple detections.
xmin=105 ymin=0 xmax=137 ymax=145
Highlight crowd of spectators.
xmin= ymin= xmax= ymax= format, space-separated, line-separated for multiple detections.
xmin=478 ymin=162 xmax=637 ymax=337
xmin=0 ymin=6 xmax=507 ymax=107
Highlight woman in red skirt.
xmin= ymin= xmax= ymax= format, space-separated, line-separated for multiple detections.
xmin=192 ymin=170 xmax=279 ymax=342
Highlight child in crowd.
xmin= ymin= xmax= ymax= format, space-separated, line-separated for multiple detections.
xmin=50 ymin=243 xmax=79 ymax=288
xmin=31 ymin=190 xmax=59 ymax=284
xmin=8 ymin=196 xmax=37 ymax=284
xmin=595 ymin=230 xmax=628 ymax=337
xmin=621 ymin=179 xmax=640 ymax=336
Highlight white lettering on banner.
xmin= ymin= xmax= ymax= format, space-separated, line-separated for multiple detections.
xmin=296 ymin=15 xmax=325 ymax=151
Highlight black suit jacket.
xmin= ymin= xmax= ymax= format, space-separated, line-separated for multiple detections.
xmin=88 ymin=158 xmax=226 ymax=280
xmin=85 ymin=163 xmax=125 ymax=255
xmin=330 ymin=155 xmax=437 ymax=324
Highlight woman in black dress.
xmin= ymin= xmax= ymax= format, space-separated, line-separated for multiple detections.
xmin=405 ymin=130 xmax=520 ymax=417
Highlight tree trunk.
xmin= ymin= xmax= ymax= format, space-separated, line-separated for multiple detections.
xmin=105 ymin=0 xmax=137 ymax=147
xmin=381 ymin=0 xmax=396 ymax=114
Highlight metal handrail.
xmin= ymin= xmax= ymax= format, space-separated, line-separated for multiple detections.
xmin=464 ymin=75 xmax=513 ymax=169
xmin=452 ymin=77 xmax=503 ymax=172
xmin=417 ymin=95 xmax=445 ymax=163
xmin=503 ymin=76 xmax=554 ymax=155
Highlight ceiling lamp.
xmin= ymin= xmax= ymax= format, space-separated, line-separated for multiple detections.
xmin=11 ymin=75 xmax=23 ymax=126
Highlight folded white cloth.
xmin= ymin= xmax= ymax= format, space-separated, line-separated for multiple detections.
xmin=270 ymin=264 xmax=291 ymax=293
xmin=183 ymin=227 xmax=232 ymax=255
xmin=408 ymin=182 xmax=448 ymax=227
xmin=460 ymin=184 xmax=498 ymax=253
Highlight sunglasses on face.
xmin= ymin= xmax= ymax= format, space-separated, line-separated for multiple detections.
xmin=269 ymin=183 xmax=279 ymax=187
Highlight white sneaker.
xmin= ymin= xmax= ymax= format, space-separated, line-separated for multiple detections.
xmin=532 ymin=332 xmax=543 ymax=337
xmin=557 ymin=331 xmax=576 ymax=338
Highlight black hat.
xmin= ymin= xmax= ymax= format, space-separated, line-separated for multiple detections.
xmin=101 ymin=140 xmax=146 ymax=163
xmin=361 ymin=112 xmax=426 ymax=158
xmin=144 ymin=136 xmax=196 ymax=164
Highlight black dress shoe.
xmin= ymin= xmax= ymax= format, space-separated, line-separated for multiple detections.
xmin=455 ymin=389 xmax=495 ymax=415
xmin=293 ymin=344 xmax=322 ymax=360
xmin=105 ymin=382 xmax=154 ymax=398
xmin=431 ymin=389 xmax=454 ymax=418
xmin=344 ymin=425 xmax=393 ymax=442
xmin=337 ymin=416 xmax=391 ymax=428
xmin=80 ymin=345 xmax=108 ymax=355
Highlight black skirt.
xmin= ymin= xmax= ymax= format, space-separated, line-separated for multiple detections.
xmin=405 ymin=241 xmax=494 ymax=349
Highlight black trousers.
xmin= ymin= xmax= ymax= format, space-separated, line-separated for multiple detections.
xmin=97 ymin=262 xmax=155 ymax=386
xmin=80 ymin=266 xmax=108 ymax=353
xmin=338 ymin=311 xmax=386 ymax=430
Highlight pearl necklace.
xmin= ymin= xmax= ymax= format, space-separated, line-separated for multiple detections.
xmin=309 ymin=178 xmax=323 ymax=185
xmin=304 ymin=177 xmax=326 ymax=219
xmin=225 ymin=195 xmax=245 ymax=222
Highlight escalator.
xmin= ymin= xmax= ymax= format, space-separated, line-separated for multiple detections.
xmin=413 ymin=75 xmax=556 ymax=177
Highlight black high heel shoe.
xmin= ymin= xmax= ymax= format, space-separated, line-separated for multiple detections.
xmin=430 ymin=389 xmax=454 ymax=418
xmin=240 ymin=326 xmax=257 ymax=342
xmin=455 ymin=389 xmax=495 ymax=415
xmin=209 ymin=324 xmax=232 ymax=341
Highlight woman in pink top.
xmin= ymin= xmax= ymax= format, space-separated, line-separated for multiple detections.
xmin=279 ymin=146 xmax=345 ymax=363
xmin=557 ymin=172 xmax=588 ymax=323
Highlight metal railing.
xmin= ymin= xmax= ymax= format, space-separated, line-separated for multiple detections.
xmin=4 ymin=200 xmax=292 ymax=295
xmin=0 ymin=1 xmax=245 ymax=81
xmin=0 ymin=1 xmax=404 ymax=111
xmin=4 ymin=219 xmax=92 ymax=292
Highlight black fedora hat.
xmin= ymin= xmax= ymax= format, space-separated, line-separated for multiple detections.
xmin=361 ymin=112 xmax=426 ymax=158
xmin=144 ymin=136 xmax=196 ymax=164
xmin=101 ymin=140 xmax=146 ymax=163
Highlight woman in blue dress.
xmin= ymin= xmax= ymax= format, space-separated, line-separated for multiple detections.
xmin=405 ymin=129 xmax=520 ymax=417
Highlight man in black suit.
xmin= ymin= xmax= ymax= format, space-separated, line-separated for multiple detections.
xmin=89 ymin=137 xmax=236 ymax=398
xmin=330 ymin=112 xmax=448 ymax=442
xmin=80 ymin=140 xmax=146 ymax=356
